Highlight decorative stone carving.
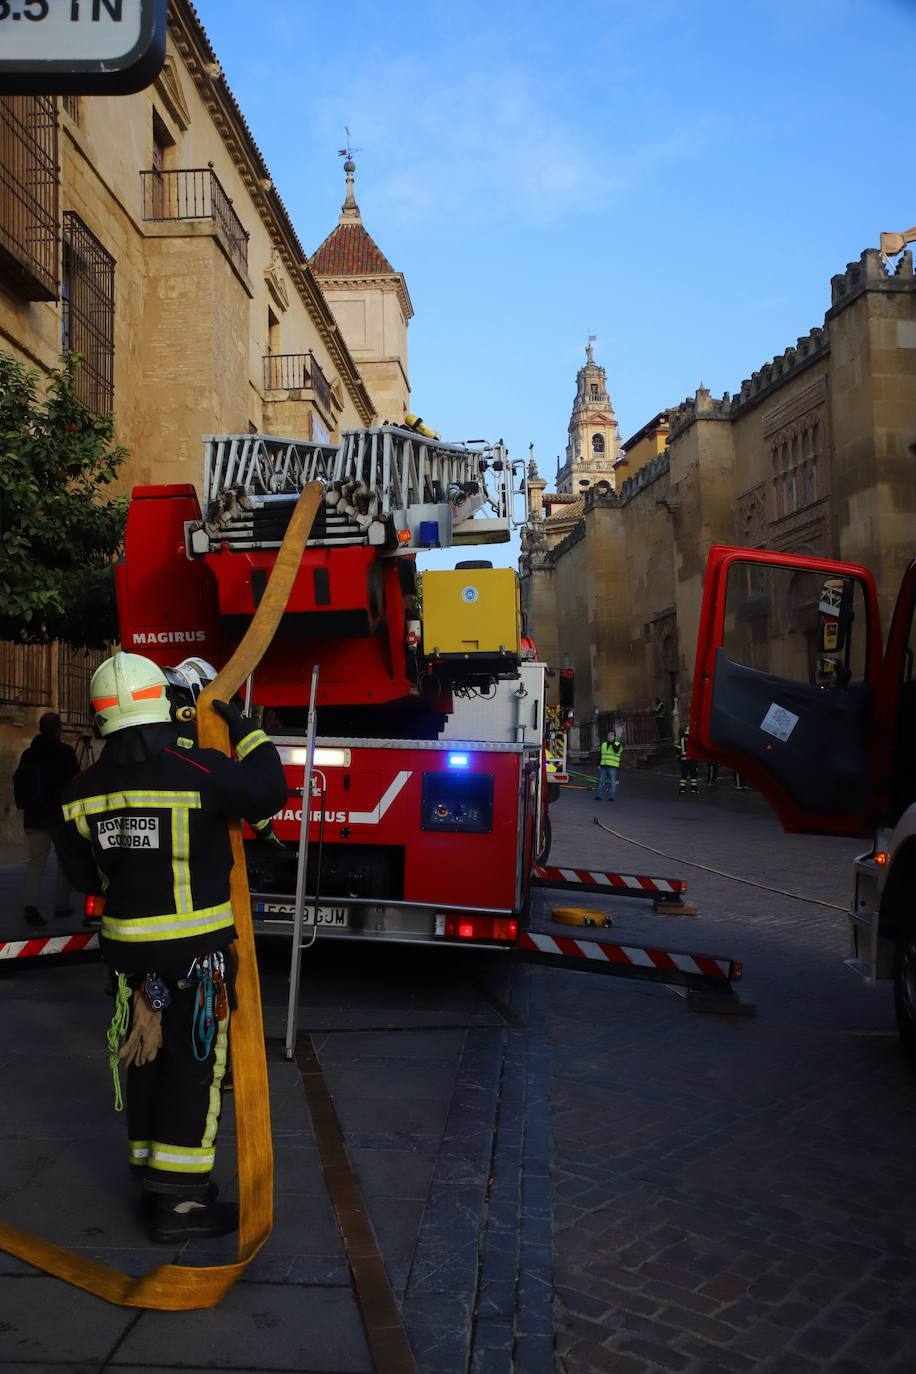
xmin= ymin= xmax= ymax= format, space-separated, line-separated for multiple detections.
xmin=737 ymin=483 xmax=767 ymax=545
xmin=265 ymin=249 xmax=290 ymax=312
xmin=154 ymin=58 xmax=191 ymax=132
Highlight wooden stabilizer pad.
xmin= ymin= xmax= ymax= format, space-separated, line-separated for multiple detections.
xmin=551 ymin=907 xmax=614 ymax=928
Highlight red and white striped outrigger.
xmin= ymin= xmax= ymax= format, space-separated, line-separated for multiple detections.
xmin=0 ymin=932 xmax=99 ymax=961
xmin=532 ymin=863 xmax=686 ymax=907
xmin=519 ymin=929 xmax=739 ymax=988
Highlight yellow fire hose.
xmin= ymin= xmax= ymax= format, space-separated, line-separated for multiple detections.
xmin=0 ymin=483 xmax=323 ymax=1309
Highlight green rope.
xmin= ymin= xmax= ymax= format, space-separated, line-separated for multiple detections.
xmin=106 ymin=974 xmax=130 ymax=1113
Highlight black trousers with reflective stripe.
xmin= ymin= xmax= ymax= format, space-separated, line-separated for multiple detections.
xmin=125 ymin=972 xmax=230 ymax=1195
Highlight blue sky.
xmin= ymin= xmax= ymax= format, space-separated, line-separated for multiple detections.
xmin=196 ymin=0 xmax=915 ymax=570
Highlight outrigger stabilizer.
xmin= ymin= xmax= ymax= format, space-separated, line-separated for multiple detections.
xmin=524 ymin=864 xmax=753 ymax=1015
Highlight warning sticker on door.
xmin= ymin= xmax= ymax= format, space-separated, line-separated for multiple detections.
xmin=760 ymin=703 xmax=799 ymax=743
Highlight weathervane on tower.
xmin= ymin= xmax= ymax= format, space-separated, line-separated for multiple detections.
xmin=586 ymin=333 xmax=597 ymax=363
xmin=336 ymin=127 xmax=363 ymax=221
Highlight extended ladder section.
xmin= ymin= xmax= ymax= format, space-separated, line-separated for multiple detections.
xmin=187 ymin=425 xmax=513 ymax=556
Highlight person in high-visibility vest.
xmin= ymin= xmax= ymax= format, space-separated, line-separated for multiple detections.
xmin=57 ymin=651 xmax=287 ymax=1243
xmin=597 ymin=730 xmax=623 ymax=801
xmin=678 ymin=726 xmax=699 ymax=795
xmin=654 ymin=697 xmax=666 ymax=739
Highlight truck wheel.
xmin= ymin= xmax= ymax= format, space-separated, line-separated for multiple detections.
xmin=535 ymin=813 xmax=552 ymax=867
xmin=894 ymin=925 xmax=916 ymax=1068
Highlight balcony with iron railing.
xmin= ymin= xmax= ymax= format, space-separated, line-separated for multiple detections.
xmin=140 ymin=165 xmax=249 ymax=280
xmin=263 ymin=351 xmax=334 ymax=419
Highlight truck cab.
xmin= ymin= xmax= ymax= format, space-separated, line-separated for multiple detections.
xmin=689 ymin=547 xmax=916 ymax=1059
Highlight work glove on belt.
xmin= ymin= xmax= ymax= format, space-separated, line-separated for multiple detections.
xmin=210 ymin=697 xmax=255 ymax=749
xmin=119 ymin=990 xmax=163 ymax=1068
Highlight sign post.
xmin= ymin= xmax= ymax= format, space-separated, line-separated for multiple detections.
xmin=0 ymin=0 xmax=167 ymax=94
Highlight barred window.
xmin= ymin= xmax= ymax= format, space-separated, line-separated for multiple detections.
xmin=62 ymin=211 xmax=115 ymax=418
xmin=0 ymin=95 xmax=59 ymax=300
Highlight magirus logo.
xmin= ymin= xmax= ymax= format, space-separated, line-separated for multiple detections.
xmin=130 ymin=630 xmax=207 ymax=645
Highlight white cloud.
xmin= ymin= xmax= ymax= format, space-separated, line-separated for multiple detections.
xmin=303 ymin=54 xmax=713 ymax=228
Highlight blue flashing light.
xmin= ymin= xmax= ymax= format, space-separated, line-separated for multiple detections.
xmin=418 ymin=520 xmax=440 ymax=547
xmin=448 ymin=752 xmax=470 ymax=768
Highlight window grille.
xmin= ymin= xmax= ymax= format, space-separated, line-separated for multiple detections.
xmin=0 ymin=95 xmax=59 ymax=300
xmin=59 ymin=643 xmax=109 ymax=729
xmin=62 ymin=95 xmax=82 ymax=125
xmin=62 ymin=211 xmax=115 ymax=418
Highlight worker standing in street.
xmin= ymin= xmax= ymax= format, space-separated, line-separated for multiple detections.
xmin=13 ymin=711 xmax=80 ymax=927
xmin=57 ymin=652 xmax=287 ymax=1243
xmin=596 ymin=728 xmax=623 ymax=802
xmin=678 ymin=726 xmax=699 ymax=796
xmin=654 ymin=697 xmax=666 ymax=739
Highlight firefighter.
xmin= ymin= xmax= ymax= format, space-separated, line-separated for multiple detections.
xmin=596 ymin=729 xmax=623 ymax=802
xmin=678 ymin=726 xmax=699 ymax=795
xmin=57 ymin=651 xmax=287 ymax=1243
xmin=165 ymin=658 xmax=285 ymax=851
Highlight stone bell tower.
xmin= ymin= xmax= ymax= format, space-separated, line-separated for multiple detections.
xmin=555 ymin=340 xmax=621 ymax=493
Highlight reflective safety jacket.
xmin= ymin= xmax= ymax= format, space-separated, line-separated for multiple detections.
xmin=58 ymin=725 xmax=287 ymax=973
xmin=600 ymin=740 xmax=623 ymax=768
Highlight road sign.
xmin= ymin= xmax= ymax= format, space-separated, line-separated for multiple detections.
xmin=0 ymin=0 xmax=167 ymax=95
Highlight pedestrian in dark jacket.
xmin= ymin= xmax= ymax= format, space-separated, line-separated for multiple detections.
xmin=13 ymin=712 xmax=80 ymax=926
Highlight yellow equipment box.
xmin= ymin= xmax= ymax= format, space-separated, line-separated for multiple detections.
xmin=422 ymin=567 xmax=521 ymax=660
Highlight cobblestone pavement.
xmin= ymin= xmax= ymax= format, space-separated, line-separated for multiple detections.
xmin=544 ymin=770 xmax=916 ymax=1374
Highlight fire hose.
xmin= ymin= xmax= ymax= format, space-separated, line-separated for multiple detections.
xmin=0 ymin=483 xmax=323 ymax=1309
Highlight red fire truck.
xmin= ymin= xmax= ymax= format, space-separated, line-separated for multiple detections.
xmin=690 ymin=545 xmax=916 ymax=1058
xmin=114 ymin=427 xmax=551 ymax=952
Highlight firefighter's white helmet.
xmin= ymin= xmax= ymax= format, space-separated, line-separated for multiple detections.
xmin=90 ymin=652 xmax=172 ymax=736
xmin=175 ymin=657 xmax=218 ymax=701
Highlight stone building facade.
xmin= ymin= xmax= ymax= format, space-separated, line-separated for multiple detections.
xmin=0 ymin=0 xmax=407 ymax=851
xmin=520 ymin=244 xmax=916 ymax=748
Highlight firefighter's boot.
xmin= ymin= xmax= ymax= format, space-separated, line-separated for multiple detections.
xmin=678 ymin=780 xmax=686 ymax=795
xmin=690 ymin=782 xmax=699 ymax=796
xmin=149 ymin=1194 xmax=238 ymax=1244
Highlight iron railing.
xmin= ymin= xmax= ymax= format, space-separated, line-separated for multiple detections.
xmin=263 ymin=351 xmax=333 ymax=416
xmin=0 ymin=643 xmax=54 ymax=709
xmin=584 ymin=707 xmax=671 ymax=755
xmin=0 ymin=641 xmax=110 ymax=729
xmin=62 ymin=211 xmax=115 ymax=418
xmin=0 ymin=95 xmax=59 ymax=300
xmin=59 ymin=643 xmax=109 ymax=729
xmin=140 ymin=167 xmax=249 ymax=277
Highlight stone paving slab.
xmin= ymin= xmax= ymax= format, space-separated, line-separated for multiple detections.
xmin=111 ymin=1286 xmax=373 ymax=1371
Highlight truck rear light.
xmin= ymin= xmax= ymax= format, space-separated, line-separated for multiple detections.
xmin=438 ymin=914 xmax=519 ymax=943
xmin=872 ymin=851 xmax=889 ymax=866
xmin=84 ymin=894 xmax=105 ymax=922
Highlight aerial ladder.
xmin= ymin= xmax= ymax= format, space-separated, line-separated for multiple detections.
xmin=188 ymin=424 xmax=514 ymax=555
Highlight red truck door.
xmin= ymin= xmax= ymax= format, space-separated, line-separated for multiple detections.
xmin=689 ymin=547 xmax=883 ymax=837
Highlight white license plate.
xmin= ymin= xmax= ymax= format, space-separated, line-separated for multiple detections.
xmin=255 ymin=903 xmax=349 ymax=927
